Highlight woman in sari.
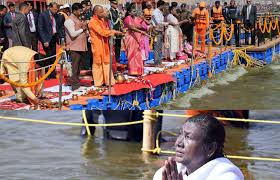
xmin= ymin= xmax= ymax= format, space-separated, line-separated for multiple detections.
xmin=165 ymin=6 xmax=187 ymax=61
xmin=123 ymin=5 xmax=149 ymax=76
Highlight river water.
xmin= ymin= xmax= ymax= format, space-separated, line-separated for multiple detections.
xmin=161 ymin=59 xmax=280 ymax=109
xmin=0 ymin=110 xmax=279 ymax=180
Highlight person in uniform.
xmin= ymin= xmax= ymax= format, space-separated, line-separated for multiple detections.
xmin=179 ymin=3 xmax=193 ymax=44
xmin=211 ymin=1 xmax=225 ymax=45
xmin=108 ymin=0 xmax=122 ymax=63
xmin=192 ymin=2 xmax=209 ymax=52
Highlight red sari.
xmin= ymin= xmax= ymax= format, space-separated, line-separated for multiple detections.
xmin=123 ymin=16 xmax=144 ymax=76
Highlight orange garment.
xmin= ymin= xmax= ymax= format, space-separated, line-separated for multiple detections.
xmin=143 ymin=8 xmax=153 ymax=20
xmin=88 ymin=16 xmax=116 ymax=87
xmin=192 ymin=8 xmax=209 ymax=52
xmin=212 ymin=6 xmax=224 ymax=21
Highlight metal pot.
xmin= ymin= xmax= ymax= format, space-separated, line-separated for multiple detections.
xmin=115 ymin=72 xmax=125 ymax=84
xmin=63 ymin=99 xmax=70 ymax=106
xmin=72 ymin=94 xmax=78 ymax=101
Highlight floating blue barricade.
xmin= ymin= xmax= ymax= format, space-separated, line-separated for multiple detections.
xmin=82 ymin=40 xmax=280 ymax=110
xmin=70 ymin=104 xmax=84 ymax=110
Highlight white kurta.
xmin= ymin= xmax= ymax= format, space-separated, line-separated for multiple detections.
xmin=165 ymin=14 xmax=181 ymax=59
xmin=153 ymin=157 xmax=244 ymax=180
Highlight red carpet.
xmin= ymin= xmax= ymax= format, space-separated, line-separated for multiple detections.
xmin=103 ymin=73 xmax=175 ymax=96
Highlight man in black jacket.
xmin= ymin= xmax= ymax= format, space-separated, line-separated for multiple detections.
xmin=242 ymin=0 xmax=257 ymax=45
xmin=226 ymin=0 xmax=241 ymax=47
xmin=38 ymin=2 xmax=65 ymax=79
xmin=0 ymin=5 xmax=8 ymax=52
xmin=12 ymin=2 xmax=31 ymax=48
xmin=109 ymin=0 xmax=122 ymax=63
xmin=26 ymin=2 xmax=39 ymax=55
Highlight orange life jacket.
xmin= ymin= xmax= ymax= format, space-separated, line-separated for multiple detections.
xmin=212 ymin=6 xmax=224 ymax=21
xmin=193 ymin=8 xmax=208 ymax=25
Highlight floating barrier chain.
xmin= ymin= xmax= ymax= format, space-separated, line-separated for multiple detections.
xmin=141 ymin=130 xmax=280 ymax=162
xmin=144 ymin=112 xmax=280 ymax=124
xmin=1 ymin=113 xmax=280 ymax=162
xmin=0 ymin=115 xmax=144 ymax=127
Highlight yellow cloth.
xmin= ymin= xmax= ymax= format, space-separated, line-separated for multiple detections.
xmin=0 ymin=46 xmax=37 ymax=101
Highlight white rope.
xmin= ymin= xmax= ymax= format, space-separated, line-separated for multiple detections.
xmin=0 ymin=51 xmax=65 ymax=63
xmin=2 ymin=64 xmax=53 ymax=76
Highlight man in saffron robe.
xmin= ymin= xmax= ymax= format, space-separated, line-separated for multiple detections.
xmin=88 ymin=5 xmax=123 ymax=87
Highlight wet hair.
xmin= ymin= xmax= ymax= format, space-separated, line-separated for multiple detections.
xmin=72 ymin=3 xmax=82 ymax=12
xmin=187 ymin=114 xmax=225 ymax=159
xmin=0 ymin=5 xmax=7 ymax=11
xmin=157 ymin=0 xmax=165 ymax=8
xmin=19 ymin=2 xmax=28 ymax=11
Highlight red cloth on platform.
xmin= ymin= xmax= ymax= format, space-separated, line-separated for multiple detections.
xmin=103 ymin=73 xmax=175 ymax=96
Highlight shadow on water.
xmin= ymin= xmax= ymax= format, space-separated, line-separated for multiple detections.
xmin=160 ymin=59 xmax=280 ymax=109
xmin=0 ymin=110 xmax=280 ymax=179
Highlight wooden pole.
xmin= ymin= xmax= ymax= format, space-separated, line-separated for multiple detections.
xmin=142 ymin=110 xmax=157 ymax=154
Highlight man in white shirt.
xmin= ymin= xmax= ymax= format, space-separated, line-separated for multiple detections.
xmin=151 ymin=0 xmax=169 ymax=67
xmin=64 ymin=3 xmax=88 ymax=91
xmin=26 ymin=2 xmax=39 ymax=58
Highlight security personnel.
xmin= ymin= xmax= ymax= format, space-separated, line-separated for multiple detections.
xmin=192 ymin=1 xmax=209 ymax=52
xmin=211 ymin=1 xmax=224 ymax=23
xmin=109 ymin=0 xmax=122 ymax=63
xmin=211 ymin=1 xmax=225 ymax=45
xmin=226 ymin=0 xmax=241 ymax=47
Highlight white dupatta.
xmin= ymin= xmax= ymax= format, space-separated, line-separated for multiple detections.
xmin=153 ymin=157 xmax=244 ymax=180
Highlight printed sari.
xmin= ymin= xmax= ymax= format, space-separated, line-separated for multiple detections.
xmin=123 ymin=15 xmax=144 ymax=76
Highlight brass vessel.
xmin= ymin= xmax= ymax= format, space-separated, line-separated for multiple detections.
xmin=72 ymin=94 xmax=78 ymax=101
xmin=115 ymin=72 xmax=125 ymax=84
xmin=63 ymin=99 xmax=70 ymax=106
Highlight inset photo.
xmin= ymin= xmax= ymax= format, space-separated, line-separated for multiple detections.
xmin=0 ymin=110 xmax=279 ymax=179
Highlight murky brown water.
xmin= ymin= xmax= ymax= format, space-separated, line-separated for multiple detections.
xmin=0 ymin=110 xmax=279 ymax=180
xmin=161 ymin=59 xmax=280 ymax=109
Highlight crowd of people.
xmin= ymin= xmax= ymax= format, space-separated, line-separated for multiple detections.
xmin=0 ymin=0 xmax=260 ymax=105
